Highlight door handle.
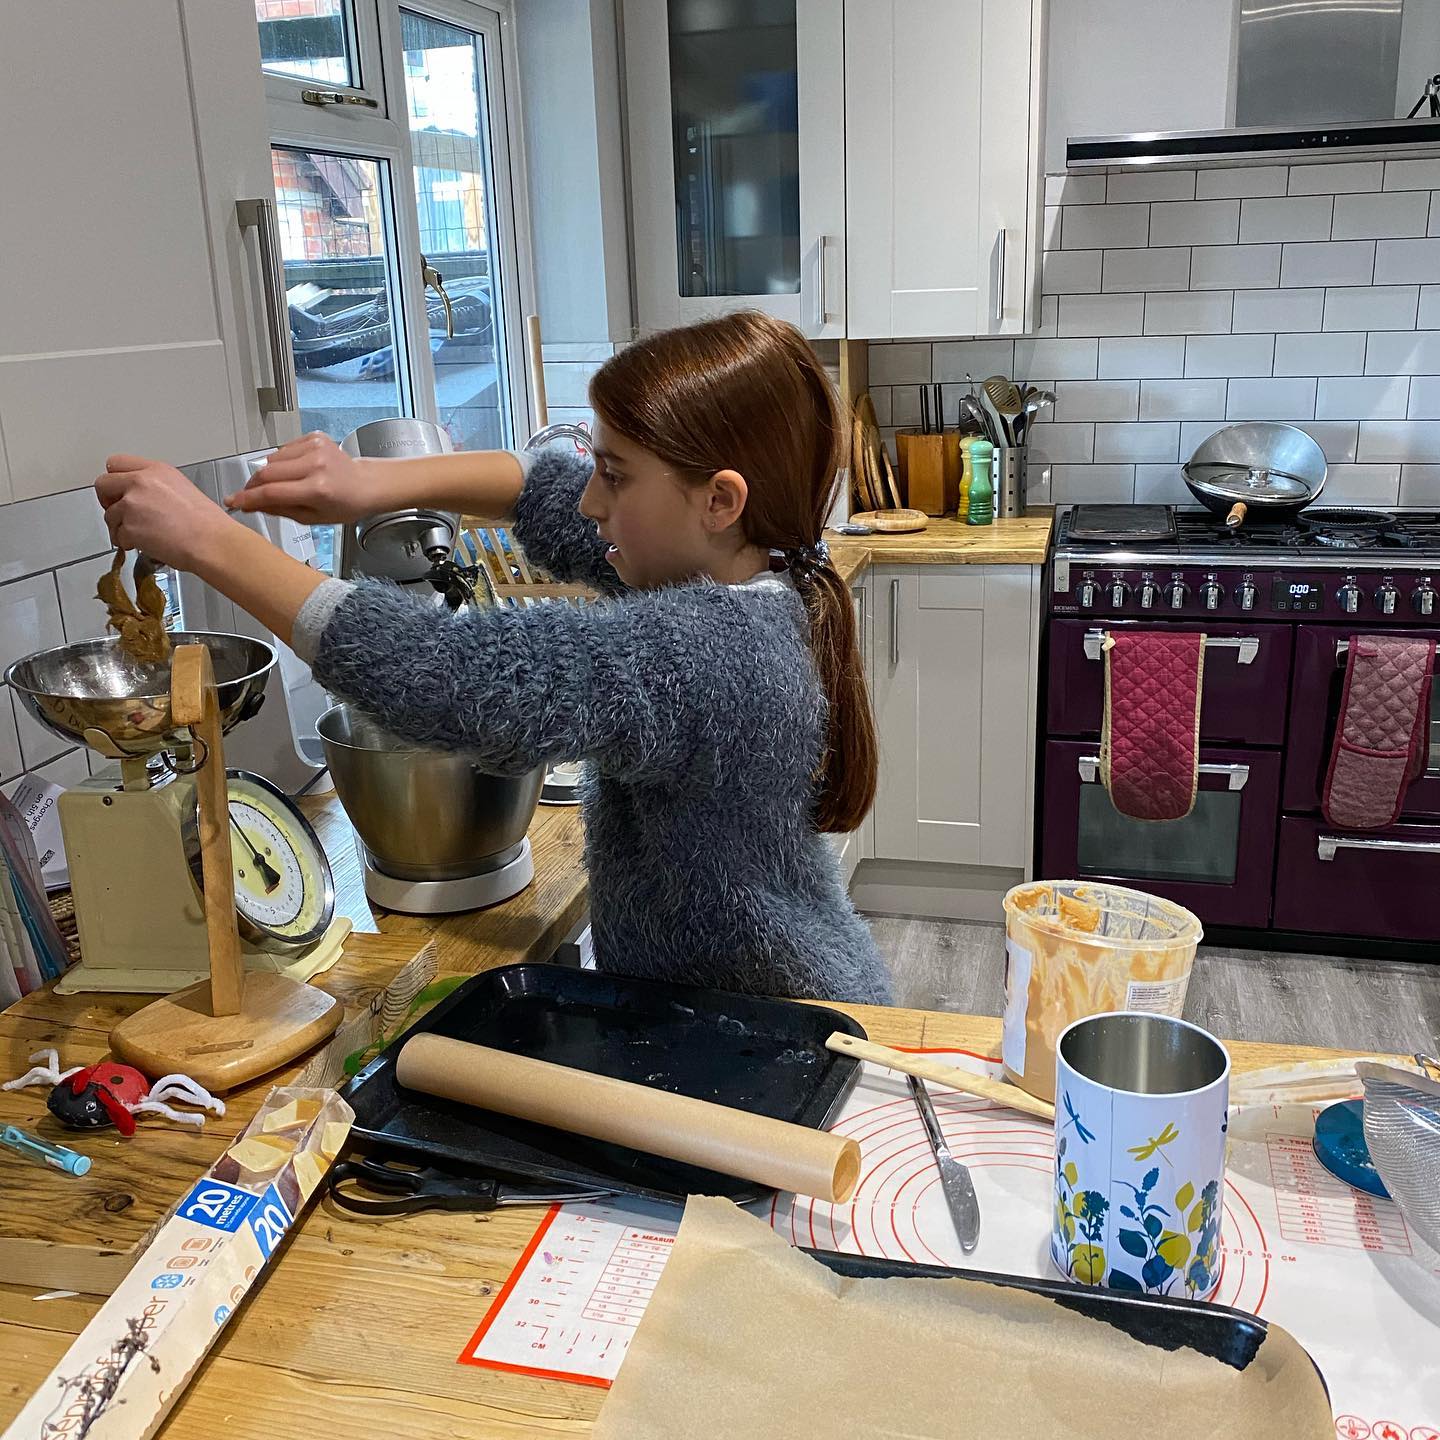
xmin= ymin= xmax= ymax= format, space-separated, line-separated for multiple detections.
xmin=301 ymin=88 xmax=379 ymax=109
xmin=1317 ymin=833 xmax=1440 ymax=861
xmin=236 ymin=198 xmax=297 ymax=414
xmin=809 ymin=234 xmax=835 ymax=330
xmin=1083 ymin=630 xmax=1259 ymax=664
xmin=994 ymin=228 xmax=1007 ymax=325
xmin=1077 ymin=755 xmax=1250 ymax=790
xmin=422 ymin=256 xmax=455 ymax=338
xmin=1335 ymin=639 xmax=1440 ymax=665
xmin=890 ymin=578 xmax=901 ymax=667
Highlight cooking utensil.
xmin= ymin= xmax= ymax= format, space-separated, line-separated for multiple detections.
xmin=919 ymin=383 xmax=932 ymax=436
xmin=879 ymin=442 xmax=903 ymax=509
xmin=328 ymin=1154 xmax=611 ymax=1217
xmin=907 ymin=1075 xmax=980 ymax=1252
xmin=824 ymin=1032 xmax=1056 ymax=1121
xmin=850 ymin=408 xmax=879 ymax=511
xmin=1068 ymin=504 xmax=1177 ymax=544
xmin=1356 ymin=1059 xmax=1440 ymax=1254
xmin=933 ymin=383 xmax=945 ymax=436
xmin=1182 ymin=422 xmax=1327 ymax=529
xmin=984 ymin=375 xmax=1023 ymax=446
xmin=1019 ymin=387 xmax=1055 ymax=445
xmin=849 ymin=508 xmax=928 ymax=533
xmin=856 ymin=393 xmax=897 ymax=510
xmin=957 ymin=391 xmax=995 ymax=443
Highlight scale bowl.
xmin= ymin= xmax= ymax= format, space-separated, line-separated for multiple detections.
xmin=4 ymin=632 xmax=275 ymax=758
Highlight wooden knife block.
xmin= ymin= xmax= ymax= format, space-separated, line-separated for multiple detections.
xmin=896 ymin=431 xmax=961 ymax=516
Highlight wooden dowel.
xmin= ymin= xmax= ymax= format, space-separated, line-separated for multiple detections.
xmin=526 ymin=314 xmax=548 ymax=430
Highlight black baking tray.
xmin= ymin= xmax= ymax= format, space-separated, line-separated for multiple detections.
xmin=338 ymin=964 xmax=867 ymax=1204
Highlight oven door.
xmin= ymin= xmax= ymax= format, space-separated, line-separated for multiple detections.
xmin=1041 ymin=740 xmax=1282 ymax=928
xmin=1046 ymin=620 xmax=1293 ymax=745
xmin=1283 ymin=625 xmax=1440 ymax=818
xmin=1275 ymin=816 xmax=1440 ymax=942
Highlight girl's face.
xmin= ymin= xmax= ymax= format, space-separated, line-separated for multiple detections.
xmin=578 ymin=420 xmax=758 ymax=588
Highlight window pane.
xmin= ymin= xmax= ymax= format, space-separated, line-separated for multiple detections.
xmin=271 ymin=146 xmax=406 ymax=443
xmin=256 ymin=0 xmax=356 ymax=86
xmin=1077 ymin=788 xmax=1242 ymax=886
xmin=401 ymin=11 xmax=512 ymax=451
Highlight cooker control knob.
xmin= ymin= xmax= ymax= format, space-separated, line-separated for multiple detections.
xmin=1337 ymin=578 xmax=1362 ymax=615
xmin=1077 ymin=579 xmax=1098 ymax=609
xmin=1235 ymin=579 xmax=1257 ymax=612
xmin=1202 ymin=575 xmax=1223 ymax=611
xmin=1168 ymin=580 xmax=1190 ymax=610
xmin=1376 ymin=581 xmax=1399 ymax=616
xmin=1414 ymin=582 xmax=1437 ymax=617
xmin=1109 ymin=579 xmax=1131 ymax=607
xmin=1138 ymin=576 xmax=1159 ymax=609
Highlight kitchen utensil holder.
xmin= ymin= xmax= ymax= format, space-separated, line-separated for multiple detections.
xmin=896 ymin=430 xmax=947 ymax=516
xmin=996 ymin=446 xmax=1026 ymax=519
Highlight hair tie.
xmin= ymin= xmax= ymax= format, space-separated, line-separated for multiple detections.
xmin=783 ymin=538 xmax=831 ymax=579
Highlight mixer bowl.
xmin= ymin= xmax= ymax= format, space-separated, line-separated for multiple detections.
xmin=316 ymin=704 xmax=544 ymax=882
xmin=4 ymin=633 xmax=275 ymax=758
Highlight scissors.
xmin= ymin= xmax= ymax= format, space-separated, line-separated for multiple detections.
xmin=328 ymin=1154 xmax=613 ymax=1217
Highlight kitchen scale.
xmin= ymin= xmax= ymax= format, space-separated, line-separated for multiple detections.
xmin=5 ymin=634 xmax=342 ymax=1089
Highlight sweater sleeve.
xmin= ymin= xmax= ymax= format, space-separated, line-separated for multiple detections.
xmin=509 ymin=445 xmax=626 ymax=595
xmin=306 ymin=578 xmax=778 ymax=779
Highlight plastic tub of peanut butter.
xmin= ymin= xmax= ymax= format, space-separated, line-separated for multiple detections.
xmin=1001 ymin=881 xmax=1203 ymax=1102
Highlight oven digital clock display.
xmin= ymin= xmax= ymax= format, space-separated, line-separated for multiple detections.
xmin=1271 ymin=579 xmax=1322 ymax=612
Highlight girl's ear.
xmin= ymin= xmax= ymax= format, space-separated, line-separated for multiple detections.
xmin=703 ymin=468 xmax=749 ymax=531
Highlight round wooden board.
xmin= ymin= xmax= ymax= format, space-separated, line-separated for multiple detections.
xmin=850 ymin=509 xmax=929 ymax=533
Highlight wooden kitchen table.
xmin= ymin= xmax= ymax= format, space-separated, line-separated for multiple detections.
xmin=0 ymin=945 xmax=1360 ymax=1440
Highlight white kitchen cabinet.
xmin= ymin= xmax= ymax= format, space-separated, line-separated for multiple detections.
xmin=622 ymin=0 xmax=846 ymax=338
xmin=832 ymin=578 xmax=873 ymax=885
xmin=0 ymin=2 xmax=295 ymax=505
xmin=843 ymin=0 xmax=1047 ymax=339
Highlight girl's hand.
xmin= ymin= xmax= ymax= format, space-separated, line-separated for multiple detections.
xmin=224 ymin=432 xmax=396 ymax=523
xmin=95 ymin=456 xmax=233 ymax=571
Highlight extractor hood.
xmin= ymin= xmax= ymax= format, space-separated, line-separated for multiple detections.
xmin=1067 ymin=116 xmax=1440 ymax=172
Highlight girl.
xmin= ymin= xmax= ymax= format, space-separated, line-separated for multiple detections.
xmin=96 ymin=311 xmax=892 ymax=1005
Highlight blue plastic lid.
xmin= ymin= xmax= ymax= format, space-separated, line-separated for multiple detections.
xmin=1312 ymin=1098 xmax=1390 ymax=1199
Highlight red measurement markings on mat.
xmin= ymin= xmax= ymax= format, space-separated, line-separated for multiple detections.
xmin=579 ymin=1229 xmax=673 ymax=1327
xmin=1266 ymin=1137 xmax=1411 ymax=1255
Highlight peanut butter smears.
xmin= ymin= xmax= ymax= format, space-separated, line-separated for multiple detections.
xmin=97 ymin=550 xmax=171 ymax=665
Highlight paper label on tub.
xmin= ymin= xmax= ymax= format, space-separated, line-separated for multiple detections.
xmin=1001 ymin=938 xmax=1032 ymax=1075
xmin=1124 ymin=974 xmax=1189 ymax=1016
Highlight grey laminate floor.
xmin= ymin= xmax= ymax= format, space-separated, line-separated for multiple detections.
xmin=866 ymin=914 xmax=1440 ymax=1055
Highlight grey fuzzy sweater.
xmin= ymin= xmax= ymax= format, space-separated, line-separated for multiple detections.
xmin=292 ymin=447 xmax=890 ymax=1005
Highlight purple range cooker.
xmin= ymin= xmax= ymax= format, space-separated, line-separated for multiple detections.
xmin=1040 ymin=504 xmax=1440 ymax=955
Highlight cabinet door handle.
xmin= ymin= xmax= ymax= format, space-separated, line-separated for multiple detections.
xmin=236 ymin=198 xmax=297 ymax=414
xmin=1076 ymin=755 xmax=1250 ymax=790
xmin=1318 ymin=834 xmax=1440 ymax=861
xmin=994 ymin=227 xmax=1007 ymax=324
xmin=890 ymin=578 xmax=901 ymax=666
xmin=810 ymin=234 xmax=835 ymax=330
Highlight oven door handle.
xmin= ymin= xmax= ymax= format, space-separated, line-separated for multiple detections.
xmin=1317 ymin=833 xmax=1440 ymax=861
xmin=1334 ymin=639 xmax=1440 ymax=665
xmin=1077 ymin=755 xmax=1250 ymax=790
xmin=1083 ymin=630 xmax=1259 ymax=664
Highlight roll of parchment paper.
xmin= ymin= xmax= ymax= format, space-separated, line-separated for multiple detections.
xmin=395 ymin=1033 xmax=861 ymax=1203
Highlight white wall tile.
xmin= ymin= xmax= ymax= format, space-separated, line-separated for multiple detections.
xmin=1292 ymin=421 xmax=1360 ymax=463
xmin=1149 ymin=199 xmax=1240 ymax=246
xmin=868 ymin=387 xmax=893 ymax=426
xmin=541 ymin=360 xmax=603 ymax=408
xmin=1025 ymin=462 xmax=1053 ymax=507
xmin=1288 ymin=161 xmax=1383 ymax=195
xmin=1407 ymin=375 xmax=1440 ymax=418
xmin=1364 ymin=331 xmax=1440 ymax=375
xmin=1044 ymin=205 xmax=1061 ymax=249
xmin=868 ymin=343 xmax=932 ymax=385
xmin=1384 ymin=159 xmax=1440 ymax=191
xmin=1027 ymin=423 xmax=1095 ymax=462
xmin=1046 ymin=173 xmax=1106 ymax=206
xmin=1226 ymin=377 xmax=1317 ymax=420
xmin=1189 ymin=244 xmax=1280 ymax=289
xmin=1101 ymin=247 xmax=1190 ymax=292
xmin=1183 ymin=333 xmax=1275 ymax=378
xmin=1050 ymin=464 xmax=1135 ymax=503
xmin=1053 ymin=380 xmax=1139 ymax=422
xmin=1272 ymin=331 xmax=1366 ymax=376
xmin=14 ymin=749 xmax=88 ymax=790
xmin=1332 ymin=190 xmax=1431 ymax=240
xmin=1239 ymin=196 xmax=1333 ymax=243
xmin=1012 ymin=337 xmax=1098 ymax=381
xmin=890 ymin=387 xmax=923 ymax=427
xmin=1430 ymin=193 xmax=1440 ymax=238
xmin=1321 ymin=464 xmax=1402 ymax=506
xmin=1374 ymin=238 xmax=1440 ymax=284
xmin=1280 ymin=241 xmax=1375 ymax=288
xmin=54 ymin=557 xmax=113 ymax=643
xmin=1093 ymin=422 xmax=1181 ymax=462
xmin=0 ymin=488 xmax=111 ymax=586
xmin=1357 ymin=421 xmax=1440 ymax=462
xmin=931 ymin=339 xmax=1013 ymax=382
xmin=0 ymin=573 xmax=67 ymax=768
xmin=1098 ymin=336 xmax=1187 ymax=379
xmin=1321 ymin=285 xmax=1419 ymax=331
xmin=1231 ymin=287 xmax=1325 ymax=332
xmin=1139 ymin=378 xmax=1229 ymax=419
xmin=1143 ymin=290 xmax=1233 ymax=335
xmin=1399 ymin=464 xmax=1440 ymax=503
xmin=1062 ymin=203 xmax=1150 ymax=250
xmin=1197 ymin=166 xmax=1289 ymax=200
xmin=1418 ymin=286 xmax=1440 ymax=329
xmin=1315 ymin=376 xmax=1410 ymax=420
xmin=1058 ymin=293 xmax=1145 ymax=337
xmin=1179 ymin=420 xmax=1229 ymax=456
xmin=1106 ymin=170 xmax=1196 ymax=203
xmin=0 ymin=694 xmax=22 ymax=784
xmin=1043 ymin=249 xmax=1102 ymax=293
xmin=1133 ymin=464 xmax=1194 ymax=503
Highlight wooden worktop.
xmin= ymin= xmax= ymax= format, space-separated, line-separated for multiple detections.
xmin=827 ymin=513 xmax=1053 ymax=586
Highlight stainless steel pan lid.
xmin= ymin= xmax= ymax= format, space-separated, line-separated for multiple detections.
xmin=1182 ymin=422 xmax=1327 ymax=508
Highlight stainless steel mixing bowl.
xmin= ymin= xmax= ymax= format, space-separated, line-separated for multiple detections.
xmin=316 ymin=704 xmax=544 ymax=882
xmin=4 ymin=633 xmax=276 ymax=757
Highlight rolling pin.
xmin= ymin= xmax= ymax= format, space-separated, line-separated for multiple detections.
xmin=824 ymin=1033 xmax=1056 ymax=1122
xmin=395 ymin=1034 xmax=862 ymax=1203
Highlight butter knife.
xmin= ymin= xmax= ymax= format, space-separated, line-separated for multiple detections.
xmin=908 ymin=1074 xmax=980 ymax=1253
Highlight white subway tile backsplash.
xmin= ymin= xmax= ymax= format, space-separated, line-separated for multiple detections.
xmin=1231 ymin=288 xmax=1325 ymax=332
xmin=1178 ymin=420 xmax=1227 ymax=456
xmin=1357 ymin=421 xmax=1440 ymax=462
xmin=1197 ymin=166 xmax=1289 ymax=200
xmin=0 ymin=487 xmax=111 ymax=585
xmin=0 ymin=572 xmax=67 ymax=769
xmin=868 ymin=342 xmax=932 ymax=385
xmin=1280 ymin=241 xmax=1375 ymax=288
xmin=1044 ymin=205 xmax=1061 ymax=249
xmin=1188 ymin=244 xmax=1280 ymax=290
xmin=1272 ymin=331 xmax=1366 ymax=376
xmin=1384 ymin=159 xmax=1440 ymax=191
xmin=1093 ymin=422 xmax=1181 ymax=462
xmin=1098 ymin=336 xmax=1187 ymax=379
xmin=1043 ymin=249 xmax=1102 ymax=293
xmin=1364 ymin=331 xmax=1440 ymax=375
xmin=1035 ymin=293 xmax=1060 ymax=338
xmin=1053 ymin=380 xmax=1139 ymax=422
xmin=1149 ymin=199 xmax=1240 ymax=246
xmin=1046 ymin=173 xmax=1106 ymax=206
xmin=1058 ymin=293 xmax=1145 ymax=337
xmin=1321 ymin=464 xmax=1402 ymax=506
xmin=1430 ymin=193 xmax=1440 ymax=238
xmin=1239 ymin=196 xmax=1333 ymax=243
xmin=931 ymin=339 xmax=1013 ymax=382
xmin=1315 ymin=375 xmax=1410 ymax=420
xmin=54 ymin=557 xmax=112 ymax=643
xmin=1025 ymin=462 xmax=1053 ymax=507
xmin=1105 ymin=170 xmax=1196 ymax=203
xmin=1133 ymin=464 xmax=1194 ymax=503
xmin=1183 ymin=333 xmax=1275 ymax=378
xmin=1288 ymin=161 xmax=1383 ymax=195
xmin=1407 ymin=376 xmax=1440 ymax=418
xmin=1101 ymin=247 xmax=1190 ymax=292
xmin=1332 ymin=190 xmax=1431 ymax=240
xmin=1027 ymin=423 xmax=1095 ymax=463
xmin=1322 ymin=285 xmax=1418 ymax=331
xmin=1418 ymin=286 xmax=1440 ymax=329
xmin=1012 ymin=337 xmax=1098 ymax=381
xmin=0 ymin=695 xmax=22 ymax=784
xmin=1050 ymin=464 xmax=1134 ymax=502
xmin=16 ymin=749 xmax=88 ymax=791
xmin=1226 ymin=377 xmax=1317 ymax=421
xmin=1400 ymin=464 xmax=1440 ymax=503
xmin=869 ymin=387 xmax=893 ymax=426
xmin=1374 ymin=238 xmax=1440 ymax=284
xmin=1140 ymin=378 xmax=1228 ymax=420
xmin=1062 ymin=203 xmax=1149 ymax=250
xmin=1143 ymin=290 xmax=1233 ymax=335
xmin=890 ymin=387 xmax=923 ymax=427
xmin=1293 ymin=421 xmax=1360 ymax=463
